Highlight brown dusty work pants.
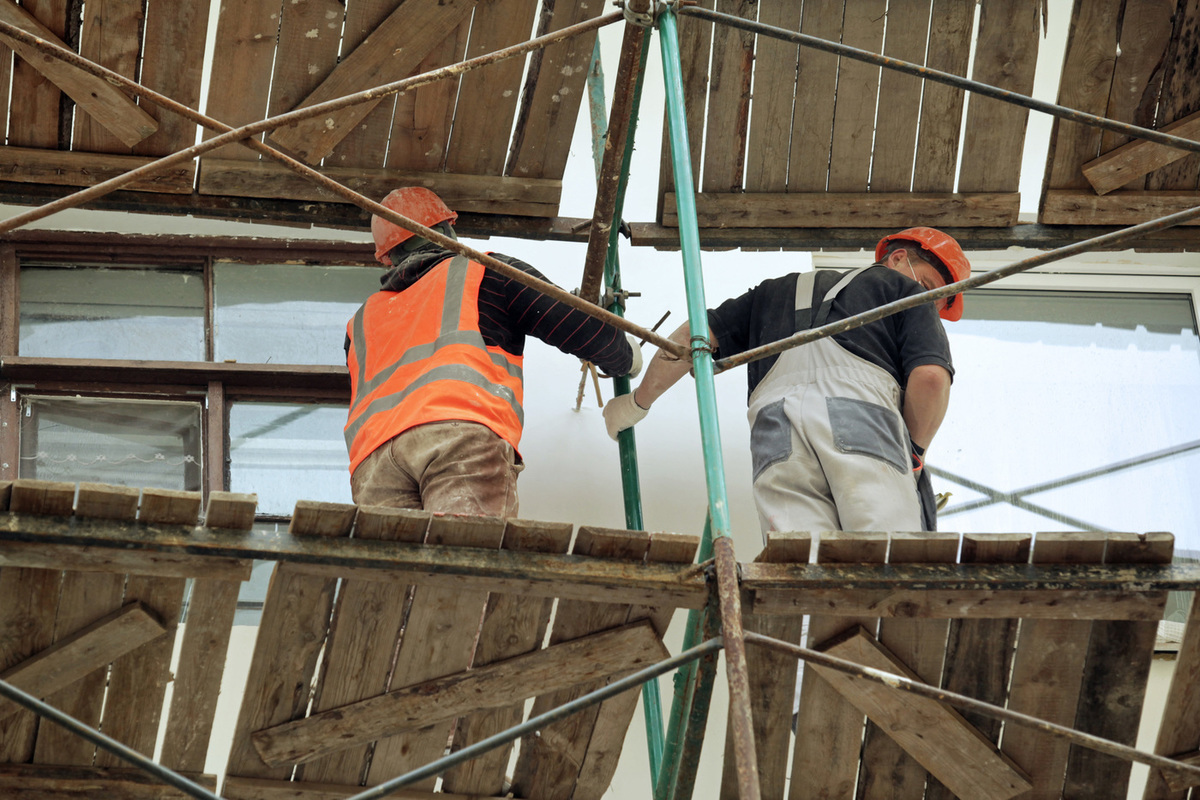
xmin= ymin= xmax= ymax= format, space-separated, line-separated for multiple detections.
xmin=350 ymin=421 xmax=522 ymax=516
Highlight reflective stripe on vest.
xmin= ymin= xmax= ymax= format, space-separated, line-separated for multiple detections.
xmin=344 ymin=256 xmax=524 ymax=470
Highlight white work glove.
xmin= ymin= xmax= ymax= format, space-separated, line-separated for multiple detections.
xmin=603 ymin=393 xmax=649 ymax=440
xmin=625 ymin=333 xmax=644 ymax=379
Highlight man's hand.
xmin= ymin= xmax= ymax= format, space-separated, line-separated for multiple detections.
xmin=603 ymin=393 xmax=649 ymax=440
xmin=625 ymin=334 xmax=643 ymax=379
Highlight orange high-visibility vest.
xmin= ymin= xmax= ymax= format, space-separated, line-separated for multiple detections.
xmin=344 ymin=255 xmax=524 ymax=473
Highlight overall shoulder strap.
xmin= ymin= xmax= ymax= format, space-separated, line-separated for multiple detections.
xmin=794 ymin=267 xmax=870 ymax=332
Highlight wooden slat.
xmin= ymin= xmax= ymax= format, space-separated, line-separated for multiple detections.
xmin=296 ymin=505 xmax=427 ymax=785
xmin=138 ymin=489 xmax=202 ymax=527
xmin=223 ymin=775 xmax=509 ymax=799
xmin=827 ymin=0 xmax=884 ymax=192
xmin=10 ymin=478 xmax=76 ymax=516
xmin=857 ymin=532 xmax=958 ymax=799
xmin=0 ymin=541 xmax=251 ymax=581
xmin=1144 ymin=591 xmax=1200 ymax=798
xmin=265 ymin=0 xmax=344 ymax=123
xmin=510 ymin=527 xmax=651 ymax=800
xmin=1041 ymin=189 xmax=1200 ymax=226
xmin=1084 ymin=110 xmax=1200 ymax=196
xmin=957 ymin=0 xmax=1040 ymax=193
xmin=72 ymin=0 xmax=147 ymax=153
xmin=1146 ymin=2 xmax=1200 ymax=191
xmin=132 ymin=0 xmax=213 ymax=157
xmin=441 ymin=518 xmax=573 ymax=796
xmin=385 ymin=21 xmax=469 ymax=173
xmin=925 ymin=534 xmax=1030 ymax=800
xmin=443 ymin=0 xmax=539 ymax=176
xmin=364 ymin=514 xmax=506 ymax=788
xmin=720 ymin=533 xmax=812 ymax=800
xmin=1043 ymin=0 xmax=1123 ymax=192
xmin=813 ymin=627 xmax=1031 ymax=800
xmin=786 ymin=0 xmax=844 ymax=192
xmin=0 ymin=764 xmax=215 ymax=799
xmin=0 ymin=146 xmax=194 ymax=193
xmin=911 ymin=0 xmax=974 ymax=192
xmin=267 ymin=0 xmax=477 ymax=164
xmin=1000 ymin=532 xmax=1107 ymax=800
xmin=1098 ymin=0 xmax=1177 ymax=167
xmin=700 ymin=0 xmax=754 ymax=193
xmin=196 ymin=158 xmax=561 ymax=217
xmin=1062 ymin=532 xmax=1174 ymax=797
xmin=790 ymin=531 xmax=888 ymax=800
xmin=204 ymin=491 xmax=258 ymax=530
xmin=743 ymin=0 xmax=801 ymax=192
xmin=0 ymin=564 xmax=62 ymax=762
xmin=74 ymin=482 xmax=139 ymax=520
xmin=1160 ymin=750 xmax=1200 ymax=794
xmin=662 ymin=191 xmax=1021 ymax=228
xmin=223 ymin=506 xmax=355 ymax=780
xmin=203 ymin=0 xmax=284 ymax=160
xmin=5 ymin=0 xmax=66 ymax=150
xmin=869 ymin=0 xmax=932 ymax=192
xmin=656 ymin=0 xmax=712 ymax=221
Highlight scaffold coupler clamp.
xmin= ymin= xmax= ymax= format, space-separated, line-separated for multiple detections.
xmin=618 ymin=0 xmax=656 ymax=27
xmin=602 ymin=288 xmax=641 ymax=310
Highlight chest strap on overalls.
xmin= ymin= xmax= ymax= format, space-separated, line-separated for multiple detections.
xmin=793 ymin=267 xmax=870 ymax=332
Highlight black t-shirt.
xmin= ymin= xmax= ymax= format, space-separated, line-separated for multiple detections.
xmin=706 ymin=265 xmax=954 ymax=400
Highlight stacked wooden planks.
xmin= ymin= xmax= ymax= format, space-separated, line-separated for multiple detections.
xmin=730 ymin=530 xmax=1181 ymax=800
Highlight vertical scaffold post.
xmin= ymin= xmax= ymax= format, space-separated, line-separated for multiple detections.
xmin=657 ymin=4 xmax=761 ymax=799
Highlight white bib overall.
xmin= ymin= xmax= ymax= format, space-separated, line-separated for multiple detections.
xmin=747 ymin=269 xmax=923 ymax=534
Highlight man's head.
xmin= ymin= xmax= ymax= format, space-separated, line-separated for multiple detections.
xmin=875 ymin=227 xmax=971 ymax=321
xmin=371 ymin=187 xmax=458 ymax=266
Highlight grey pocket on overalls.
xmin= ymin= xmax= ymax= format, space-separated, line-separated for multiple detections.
xmin=826 ymin=396 xmax=908 ymax=473
xmin=751 ymin=398 xmax=792 ymax=481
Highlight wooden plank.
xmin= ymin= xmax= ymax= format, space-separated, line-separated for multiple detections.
xmin=700 ymin=0 xmax=755 ymax=193
xmin=1083 ymin=110 xmax=1200 ymax=196
xmin=385 ymin=20 xmax=469 ymax=172
xmin=0 ymin=481 xmax=11 ymax=511
xmin=205 ymin=491 xmax=258 ymax=530
xmin=786 ymin=0 xmax=844 ymax=192
xmin=0 ymin=564 xmax=62 ymax=762
xmin=720 ymin=533 xmax=812 ymax=800
xmin=252 ymin=620 xmax=667 ymax=768
xmin=138 ymin=489 xmax=202 ymax=527
xmin=223 ymin=507 xmax=355 ymax=780
xmin=267 ymin=0 xmax=477 ymax=164
xmin=1161 ymin=751 xmax=1200 ymax=793
xmin=826 ymin=0 xmax=884 ymax=192
xmin=1041 ymin=189 xmax=1200 ymax=226
xmin=223 ymin=775 xmax=508 ymax=799
xmin=0 ymin=541 xmax=252 ymax=581
xmin=5 ymin=0 xmax=66 ymax=150
xmin=196 ymin=158 xmax=561 ymax=218
xmin=0 ymin=764 xmax=215 ymax=799
xmin=505 ymin=0 xmax=603 ymax=182
xmin=1000 ymin=532 xmax=1106 ymax=800
xmin=869 ymin=0 xmax=932 ymax=192
xmin=364 ymin=514 xmax=506 ymax=788
xmin=812 ymin=627 xmax=1031 ymax=800
xmin=662 ymin=191 xmax=1021 ymax=228
xmin=656 ymin=0 xmax=713 ymax=221
xmin=441 ymin=518 xmax=573 ymax=796
xmin=1098 ymin=0 xmax=1176 ymax=166
xmin=1145 ymin=591 xmax=1200 ymax=798
xmin=295 ymin=503 xmax=427 ymax=785
xmin=0 ymin=146 xmax=195 ymax=193
xmin=510 ymin=527 xmax=651 ymax=800
xmin=72 ymin=0 xmax=147 ymax=153
xmin=573 ymin=532 xmax=700 ymax=799
xmin=10 ymin=478 xmax=76 ymax=516
xmin=132 ymin=0 xmax=213 ymax=157
xmin=265 ymin=0 xmax=345 ymax=123
xmin=957 ymin=0 xmax=1041 ymax=193
xmin=1062 ymin=532 xmax=1174 ymax=797
xmin=857 ymin=532 xmax=958 ymax=800
xmin=0 ymin=602 xmax=164 ymax=723
xmin=203 ymin=0 xmax=284 ymax=160
xmin=74 ymin=482 xmax=139 ymax=520
xmin=744 ymin=0 xmax=801 ymax=192
xmin=911 ymin=0 xmax=974 ymax=192
xmin=790 ymin=531 xmax=888 ymax=800
xmin=925 ymin=533 xmax=1030 ymax=800
xmin=444 ymin=0 xmax=541 ymax=176
xmin=1146 ymin=1 xmax=1200 ymax=191
xmin=1043 ymin=0 xmax=1123 ymax=192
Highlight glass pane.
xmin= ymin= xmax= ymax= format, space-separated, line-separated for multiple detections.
xmin=228 ymin=402 xmax=353 ymax=515
xmin=20 ymin=396 xmax=202 ymax=490
xmin=937 ymin=290 xmax=1200 ymax=556
xmin=19 ymin=265 xmax=204 ymax=360
xmin=213 ymin=262 xmax=380 ymax=365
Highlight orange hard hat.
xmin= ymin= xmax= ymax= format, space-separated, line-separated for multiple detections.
xmin=371 ymin=187 xmax=458 ymax=265
xmin=875 ymin=227 xmax=971 ymax=322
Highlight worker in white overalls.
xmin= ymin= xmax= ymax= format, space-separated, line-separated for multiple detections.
xmin=604 ymin=228 xmax=969 ymax=537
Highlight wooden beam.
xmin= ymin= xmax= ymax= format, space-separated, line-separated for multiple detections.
xmin=196 ymin=158 xmax=561 ymax=218
xmin=662 ymin=192 xmax=1021 ymax=228
xmin=750 ymin=588 xmax=1167 ymax=620
xmin=812 ymin=626 xmax=1031 ymax=800
xmin=1144 ymin=591 xmax=1200 ymax=797
xmin=0 ymin=764 xmax=215 ymax=799
xmin=222 ymin=775 xmax=508 ymax=800
xmin=0 ymin=0 xmax=157 ymax=148
xmin=0 ymin=540 xmax=251 ymax=581
xmin=267 ymin=0 xmax=478 ymax=163
xmin=1162 ymin=750 xmax=1200 ymax=793
xmin=0 ymin=146 xmax=194 ymax=193
xmin=1083 ymin=110 xmax=1200 ymax=195
xmin=1041 ymin=189 xmax=1200 ymax=225
xmin=0 ymin=602 xmax=164 ymax=724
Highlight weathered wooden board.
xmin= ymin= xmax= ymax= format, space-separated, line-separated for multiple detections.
xmin=0 ymin=540 xmax=250 ymax=581
xmin=1000 ymin=532 xmax=1106 ymax=800
xmin=0 ymin=764 xmax=216 ymax=799
xmin=1085 ymin=111 xmax=1200 ymax=196
xmin=0 ymin=563 xmax=63 ymax=762
xmin=700 ymin=0 xmax=754 ymax=194
xmin=441 ymin=518 xmax=572 ymax=796
xmin=386 ymin=21 xmax=469 ymax=173
xmin=869 ymin=0 xmax=933 ymax=192
xmin=827 ymin=0 xmax=885 ymax=192
xmin=72 ymin=0 xmax=147 ymax=153
xmin=223 ymin=775 xmax=509 ymax=799
xmin=11 ymin=479 xmax=76 ymax=516
xmin=743 ymin=0 xmax=800 ymax=192
xmin=133 ymin=0 xmax=213 ymax=157
xmin=1098 ymin=0 xmax=1176 ymax=163
xmin=813 ymin=627 xmax=1031 ymax=800
xmin=787 ymin=0 xmax=844 ymax=192
xmin=1146 ymin=1 xmax=1200 ymax=191
xmin=856 ymin=532 xmax=958 ymax=800
xmin=1041 ymin=190 xmax=1200 ymax=226
xmin=203 ymin=0 xmax=285 ymax=160
xmin=266 ymin=0 xmax=345 ymax=125
xmin=0 ymin=145 xmax=195 ymax=193
xmin=790 ymin=532 xmax=888 ymax=800
xmin=911 ymin=0 xmax=974 ymax=192
xmin=1144 ymin=591 xmax=1200 ymax=797
xmin=662 ymin=191 xmax=1020 ymax=228
xmin=6 ymin=0 xmax=66 ymax=150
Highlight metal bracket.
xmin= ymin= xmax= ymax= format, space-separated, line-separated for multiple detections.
xmin=620 ymin=0 xmax=657 ymax=27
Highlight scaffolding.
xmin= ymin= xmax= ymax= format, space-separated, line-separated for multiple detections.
xmin=4 ymin=1 xmax=1200 ymax=799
